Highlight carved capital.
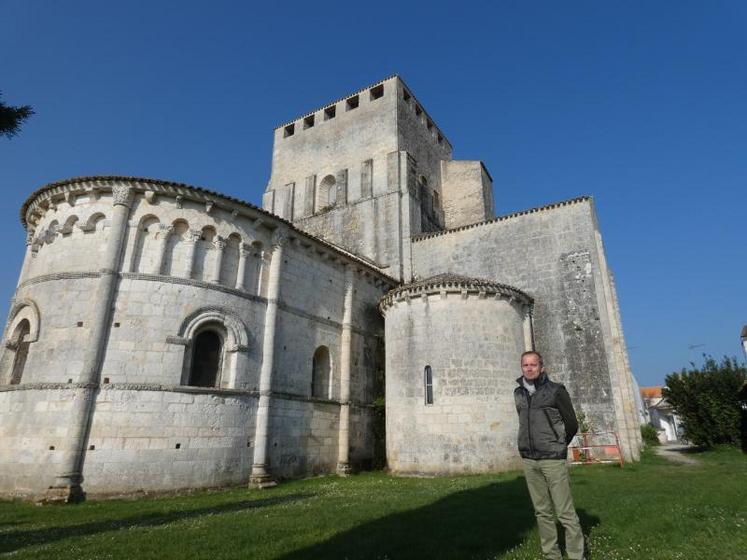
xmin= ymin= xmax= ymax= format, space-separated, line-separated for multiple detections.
xmin=213 ymin=236 xmax=227 ymax=250
xmin=25 ymin=230 xmax=35 ymax=246
xmin=239 ymin=243 xmax=252 ymax=257
xmin=186 ymin=229 xmax=202 ymax=243
xmin=111 ymin=184 xmax=134 ymax=207
xmin=156 ymin=224 xmax=174 ymax=239
xmin=271 ymin=228 xmax=289 ymax=249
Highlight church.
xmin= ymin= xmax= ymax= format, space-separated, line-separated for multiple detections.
xmin=0 ymin=76 xmax=640 ymax=501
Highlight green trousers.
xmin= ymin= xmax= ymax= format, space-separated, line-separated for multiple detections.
xmin=522 ymin=458 xmax=585 ymax=560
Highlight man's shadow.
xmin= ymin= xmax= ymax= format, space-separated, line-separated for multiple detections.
xmin=280 ymin=474 xmax=600 ymax=560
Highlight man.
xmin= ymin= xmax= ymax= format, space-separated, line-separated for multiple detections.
xmin=514 ymin=350 xmax=585 ymax=560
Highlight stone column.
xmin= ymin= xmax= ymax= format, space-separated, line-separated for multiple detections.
xmin=17 ymin=231 xmax=35 ymax=287
xmin=153 ymin=224 xmax=173 ymax=275
xmin=209 ymin=236 xmax=226 ymax=284
xmin=256 ymin=250 xmax=270 ymax=296
xmin=250 ymin=229 xmax=287 ymax=488
xmin=46 ymin=184 xmax=134 ymax=503
xmin=522 ymin=305 xmax=534 ymax=351
xmin=235 ymin=243 xmax=250 ymax=290
xmin=183 ymin=229 xmax=202 ymax=279
xmin=336 ymin=266 xmax=355 ymax=475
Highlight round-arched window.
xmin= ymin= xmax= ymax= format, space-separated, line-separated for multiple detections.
xmin=189 ymin=330 xmax=223 ymax=387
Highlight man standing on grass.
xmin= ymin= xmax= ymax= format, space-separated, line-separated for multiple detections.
xmin=514 ymin=350 xmax=585 ymax=560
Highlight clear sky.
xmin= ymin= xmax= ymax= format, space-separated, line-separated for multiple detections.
xmin=2 ymin=1 xmax=745 ymax=386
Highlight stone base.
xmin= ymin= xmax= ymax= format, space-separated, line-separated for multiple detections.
xmin=41 ymin=484 xmax=86 ymax=504
xmin=336 ymin=462 xmax=352 ymax=476
xmin=249 ymin=465 xmax=277 ymax=489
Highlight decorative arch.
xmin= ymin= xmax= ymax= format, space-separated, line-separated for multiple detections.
xmin=193 ymin=225 xmax=217 ymax=281
xmin=81 ymin=212 xmax=106 ymax=233
xmin=319 ymin=175 xmax=336 ymax=208
xmin=221 ymin=233 xmax=242 ymax=287
xmin=311 ymin=345 xmax=333 ymax=399
xmin=130 ymin=215 xmax=160 ymax=273
xmin=1 ymin=299 xmax=41 ymax=384
xmin=163 ymin=219 xmax=190 ymax=277
xmin=176 ymin=306 xmax=251 ymax=389
xmin=61 ymin=215 xmax=79 ymax=235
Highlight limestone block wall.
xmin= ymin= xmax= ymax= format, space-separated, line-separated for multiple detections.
xmin=83 ymin=388 xmax=257 ymax=494
xmin=381 ymin=278 xmax=532 ymax=474
xmin=440 ymin=160 xmax=495 ymax=229
xmin=0 ymin=387 xmax=79 ymax=495
xmin=410 ymin=198 xmax=641 ymax=461
xmin=0 ymin=177 xmax=395 ymax=497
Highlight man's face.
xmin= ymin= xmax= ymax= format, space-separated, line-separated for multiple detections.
xmin=521 ymin=354 xmax=543 ymax=380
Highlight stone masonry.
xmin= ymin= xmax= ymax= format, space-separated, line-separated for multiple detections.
xmin=0 ymin=75 xmax=640 ymax=499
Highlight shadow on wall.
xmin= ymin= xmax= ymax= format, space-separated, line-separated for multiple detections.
xmin=280 ymin=476 xmax=600 ymax=560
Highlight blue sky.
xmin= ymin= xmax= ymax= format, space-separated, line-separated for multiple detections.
xmin=2 ymin=1 xmax=745 ymax=386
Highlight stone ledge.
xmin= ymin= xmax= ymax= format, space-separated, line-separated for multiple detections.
xmin=411 ymin=196 xmax=592 ymax=242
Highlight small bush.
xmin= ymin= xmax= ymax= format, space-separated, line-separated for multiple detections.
xmin=641 ymin=424 xmax=660 ymax=446
xmin=664 ymin=356 xmax=746 ymax=448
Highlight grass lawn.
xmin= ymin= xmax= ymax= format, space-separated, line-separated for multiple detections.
xmin=0 ymin=447 xmax=745 ymax=559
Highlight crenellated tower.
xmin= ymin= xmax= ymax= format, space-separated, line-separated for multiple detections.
xmin=263 ymin=75 xmax=494 ymax=281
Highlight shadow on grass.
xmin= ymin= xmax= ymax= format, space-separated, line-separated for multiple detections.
xmin=0 ymin=493 xmax=310 ymax=554
xmin=280 ymin=475 xmax=599 ymax=560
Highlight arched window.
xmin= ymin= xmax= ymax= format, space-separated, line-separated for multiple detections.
xmin=424 ymin=365 xmax=433 ymax=405
xmin=311 ymin=346 xmax=331 ymax=398
xmin=9 ymin=319 xmax=31 ymax=385
xmin=319 ymin=175 xmax=336 ymax=208
xmin=188 ymin=329 xmax=223 ymax=387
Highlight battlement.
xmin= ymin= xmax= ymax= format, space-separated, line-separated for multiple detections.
xmin=272 ymin=75 xmax=452 ymax=151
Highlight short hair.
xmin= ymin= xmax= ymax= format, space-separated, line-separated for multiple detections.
xmin=521 ymin=350 xmax=543 ymax=366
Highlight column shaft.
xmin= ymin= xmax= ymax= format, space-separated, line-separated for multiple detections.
xmin=250 ymin=230 xmax=286 ymax=487
xmin=336 ymin=267 xmax=355 ymax=475
xmin=47 ymin=185 xmax=133 ymax=503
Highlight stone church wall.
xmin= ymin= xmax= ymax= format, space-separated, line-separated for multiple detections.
xmin=383 ymin=290 xmax=530 ymax=474
xmin=410 ymin=198 xmax=641 ymax=461
xmin=0 ymin=178 xmax=394 ymax=497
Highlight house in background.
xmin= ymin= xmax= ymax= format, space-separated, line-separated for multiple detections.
xmin=640 ymin=386 xmax=681 ymax=442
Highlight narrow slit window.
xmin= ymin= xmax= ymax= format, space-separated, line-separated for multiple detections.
xmin=403 ymin=89 xmax=411 ymax=102
xmin=415 ymin=105 xmax=423 ymax=117
xmin=370 ymin=84 xmax=384 ymax=100
xmin=284 ymin=124 xmax=295 ymax=137
xmin=346 ymin=95 xmax=359 ymax=111
xmin=426 ymin=119 xmax=434 ymax=131
xmin=324 ymin=105 xmax=336 ymax=120
xmin=437 ymin=133 xmax=443 ymax=144
xmin=303 ymin=115 xmax=315 ymax=129
xmin=424 ymin=365 xmax=433 ymax=405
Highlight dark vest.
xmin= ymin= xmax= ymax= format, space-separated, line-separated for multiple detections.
xmin=514 ymin=374 xmax=569 ymax=460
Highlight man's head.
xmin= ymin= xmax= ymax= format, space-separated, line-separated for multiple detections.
xmin=521 ymin=351 xmax=544 ymax=380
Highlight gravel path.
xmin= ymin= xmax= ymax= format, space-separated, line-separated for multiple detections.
xmin=654 ymin=444 xmax=700 ymax=465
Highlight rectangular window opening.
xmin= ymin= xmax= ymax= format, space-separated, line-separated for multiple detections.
xmin=303 ymin=115 xmax=315 ymax=129
xmin=370 ymin=84 xmax=384 ymax=100
xmin=346 ymin=95 xmax=359 ymax=111
xmin=424 ymin=365 xmax=434 ymax=405
xmin=283 ymin=123 xmax=295 ymax=138
xmin=324 ymin=105 xmax=336 ymax=120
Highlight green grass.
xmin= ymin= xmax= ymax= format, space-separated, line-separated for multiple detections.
xmin=0 ymin=447 xmax=745 ymax=559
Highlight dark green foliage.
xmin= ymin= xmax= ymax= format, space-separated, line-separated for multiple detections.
xmin=664 ymin=356 xmax=746 ymax=447
xmin=641 ymin=423 xmax=660 ymax=446
xmin=0 ymin=92 xmax=34 ymax=139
